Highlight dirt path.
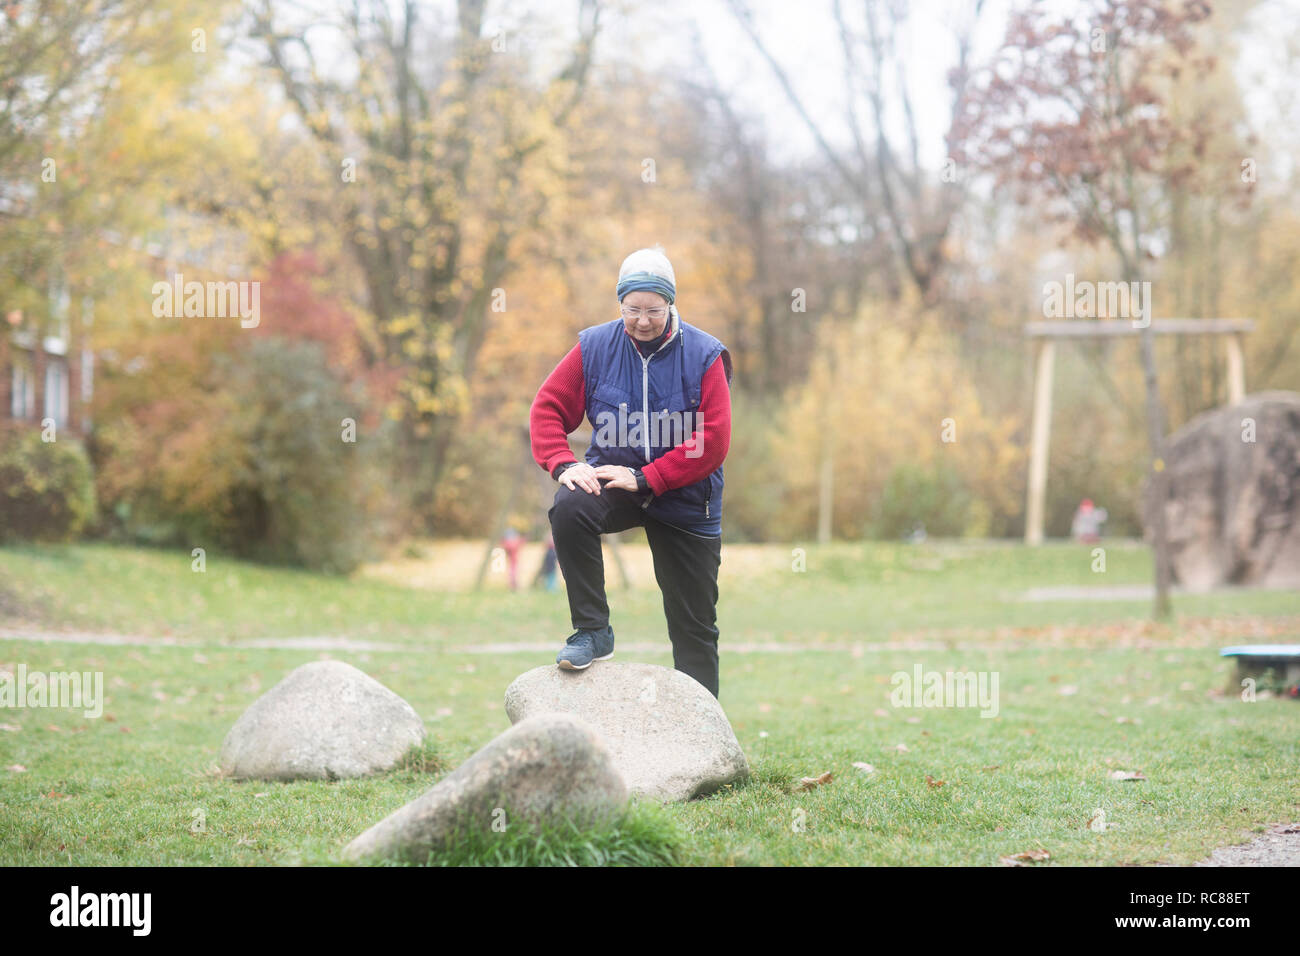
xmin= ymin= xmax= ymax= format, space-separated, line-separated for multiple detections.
xmin=1013 ymin=584 xmax=1298 ymax=602
xmin=0 ymin=627 xmax=1003 ymax=654
xmin=6 ymin=615 xmax=1300 ymax=655
xmin=0 ymin=627 xmax=413 ymax=652
xmin=1193 ymin=824 xmax=1300 ymax=866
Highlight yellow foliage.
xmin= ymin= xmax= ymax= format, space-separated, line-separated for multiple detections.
xmin=774 ymin=296 xmax=1028 ymax=538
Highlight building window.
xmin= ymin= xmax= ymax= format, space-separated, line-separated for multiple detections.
xmin=44 ymin=357 xmax=68 ymax=427
xmin=10 ymin=356 xmax=35 ymax=419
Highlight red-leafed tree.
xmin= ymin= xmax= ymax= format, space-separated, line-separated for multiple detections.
xmin=251 ymin=250 xmax=402 ymax=433
xmin=950 ymin=0 xmax=1241 ymax=617
xmin=91 ymin=248 xmax=403 ymax=571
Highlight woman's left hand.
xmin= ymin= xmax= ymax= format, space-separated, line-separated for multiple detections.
xmin=592 ymin=464 xmax=638 ymax=491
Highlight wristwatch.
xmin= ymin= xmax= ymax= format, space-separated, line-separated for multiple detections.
xmin=553 ymin=461 xmax=580 ymax=481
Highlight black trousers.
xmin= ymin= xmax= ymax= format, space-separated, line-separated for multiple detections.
xmin=548 ymin=483 xmax=723 ymax=698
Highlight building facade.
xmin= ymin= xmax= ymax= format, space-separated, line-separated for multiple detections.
xmin=2 ymin=279 xmax=93 ymax=439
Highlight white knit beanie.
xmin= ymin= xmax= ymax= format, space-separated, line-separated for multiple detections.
xmin=616 ymin=245 xmax=676 ymax=304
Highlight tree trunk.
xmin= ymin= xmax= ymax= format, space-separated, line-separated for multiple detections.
xmin=1136 ymin=324 xmax=1173 ymax=618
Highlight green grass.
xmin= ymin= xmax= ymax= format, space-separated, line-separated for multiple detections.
xmin=1 ymin=539 xmax=1297 ymax=866
xmin=2 ymin=538 xmax=1298 ymax=643
xmin=374 ymin=802 xmax=687 ymax=867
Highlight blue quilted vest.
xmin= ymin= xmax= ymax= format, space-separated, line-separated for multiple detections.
xmin=578 ymin=311 xmax=732 ymax=537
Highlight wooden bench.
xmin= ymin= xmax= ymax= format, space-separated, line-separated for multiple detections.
xmin=1220 ymin=645 xmax=1300 ymax=687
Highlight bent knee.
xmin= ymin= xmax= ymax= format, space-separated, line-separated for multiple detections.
xmin=550 ymin=484 xmax=598 ymax=526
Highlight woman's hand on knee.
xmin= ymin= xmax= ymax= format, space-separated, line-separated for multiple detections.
xmin=560 ymin=461 xmax=602 ymax=495
xmin=592 ymin=464 xmax=638 ymax=492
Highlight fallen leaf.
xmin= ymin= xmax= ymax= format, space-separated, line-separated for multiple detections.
xmin=925 ymin=775 xmax=946 ymax=788
xmin=1110 ymin=770 xmax=1146 ymax=782
xmin=890 ymin=743 xmax=910 ymax=753
xmin=43 ymin=790 xmax=69 ymax=800
xmin=873 ymin=708 xmax=889 ymax=718
xmin=5 ymin=764 xmax=26 ymax=773
xmin=0 ymin=722 xmax=19 ymax=732
xmin=999 ymin=848 xmax=1051 ymax=866
xmin=1086 ymin=809 xmax=1107 ymax=832
xmin=982 ymin=765 xmax=1001 ymax=772
xmin=1058 ymin=685 xmax=1079 ymax=696
xmin=852 ymin=762 xmax=875 ymax=774
xmin=796 ymin=771 xmax=833 ymax=791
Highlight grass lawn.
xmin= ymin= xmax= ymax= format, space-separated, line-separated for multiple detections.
xmin=1 ymin=537 xmax=1296 ymax=866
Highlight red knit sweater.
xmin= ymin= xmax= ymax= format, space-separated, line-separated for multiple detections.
xmin=530 ymin=333 xmax=731 ymax=496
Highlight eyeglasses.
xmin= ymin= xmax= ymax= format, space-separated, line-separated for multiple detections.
xmin=620 ymin=305 xmax=669 ymax=321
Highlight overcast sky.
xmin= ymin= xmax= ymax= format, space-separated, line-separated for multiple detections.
xmin=590 ymin=0 xmax=1300 ymax=177
xmin=249 ymin=0 xmax=1300 ymax=181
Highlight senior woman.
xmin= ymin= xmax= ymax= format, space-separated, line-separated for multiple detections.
xmin=528 ymin=247 xmax=733 ymax=698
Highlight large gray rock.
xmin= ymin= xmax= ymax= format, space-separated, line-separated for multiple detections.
xmin=219 ymin=660 xmax=425 ymax=781
xmin=1144 ymin=391 xmax=1300 ymax=590
xmin=343 ymin=712 xmax=626 ymax=862
xmin=504 ymin=662 xmax=749 ymax=802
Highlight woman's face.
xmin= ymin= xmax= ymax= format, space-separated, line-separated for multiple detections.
xmin=621 ymin=290 xmax=670 ymax=341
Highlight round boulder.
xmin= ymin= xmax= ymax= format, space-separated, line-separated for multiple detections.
xmin=219 ymin=660 xmax=426 ymax=781
xmin=504 ymin=661 xmax=750 ymax=802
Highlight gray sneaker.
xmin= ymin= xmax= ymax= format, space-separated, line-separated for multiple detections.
xmin=556 ymin=625 xmax=615 ymax=670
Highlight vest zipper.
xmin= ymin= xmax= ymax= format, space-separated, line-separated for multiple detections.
xmin=641 ymin=352 xmax=651 ymax=462
xmin=639 ymin=328 xmax=671 ymax=463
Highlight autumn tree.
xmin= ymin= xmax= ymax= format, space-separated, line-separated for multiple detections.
xmin=249 ymin=0 xmax=603 ymax=526
xmin=679 ymin=22 xmax=887 ymax=397
xmin=726 ymin=0 xmax=988 ymax=307
xmin=0 ymin=0 xmax=222 ymax=330
xmin=950 ymin=0 xmax=1248 ymax=617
